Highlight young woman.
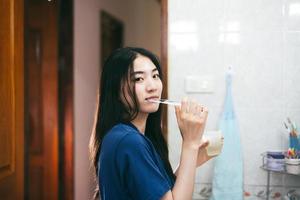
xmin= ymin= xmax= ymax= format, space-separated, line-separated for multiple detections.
xmin=89 ymin=47 xmax=213 ymax=200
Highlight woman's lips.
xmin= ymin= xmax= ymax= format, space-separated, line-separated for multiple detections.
xmin=145 ymin=96 xmax=159 ymax=101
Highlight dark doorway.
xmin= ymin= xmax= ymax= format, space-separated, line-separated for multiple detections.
xmin=100 ymin=11 xmax=124 ymax=67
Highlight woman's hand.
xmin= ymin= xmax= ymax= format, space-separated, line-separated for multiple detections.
xmin=175 ymin=98 xmax=208 ymax=149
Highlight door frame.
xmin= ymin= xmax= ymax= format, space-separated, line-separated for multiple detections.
xmin=58 ymin=0 xmax=74 ymax=199
xmin=161 ymin=0 xmax=169 ymax=139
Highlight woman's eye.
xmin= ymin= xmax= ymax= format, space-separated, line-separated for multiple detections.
xmin=134 ymin=77 xmax=143 ymax=82
xmin=153 ymin=74 xmax=160 ymax=79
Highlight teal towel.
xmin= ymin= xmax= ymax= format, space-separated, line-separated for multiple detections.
xmin=210 ymin=71 xmax=244 ymax=200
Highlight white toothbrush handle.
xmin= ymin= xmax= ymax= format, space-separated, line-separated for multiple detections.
xmin=159 ymin=101 xmax=181 ymax=106
xmin=147 ymin=99 xmax=181 ymax=106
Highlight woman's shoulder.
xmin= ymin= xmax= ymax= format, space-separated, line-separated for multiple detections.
xmin=102 ymin=123 xmax=142 ymax=146
xmin=101 ymin=123 xmax=149 ymax=156
xmin=107 ymin=122 xmax=138 ymax=135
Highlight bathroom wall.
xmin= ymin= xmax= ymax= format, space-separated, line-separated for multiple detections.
xmin=74 ymin=0 xmax=160 ymax=199
xmin=168 ymin=0 xmax=300 ymax=199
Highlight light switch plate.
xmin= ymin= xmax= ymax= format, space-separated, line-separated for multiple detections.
xmin=184 ymin=75 xmax=214 ymax=93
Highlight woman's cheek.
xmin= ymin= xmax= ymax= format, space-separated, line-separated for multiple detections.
xmin=135 ymin=85 xmax=144 ymax=101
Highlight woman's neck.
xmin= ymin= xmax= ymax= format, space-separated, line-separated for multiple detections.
xmin=131 ymin=113 xmax=148 ymax=134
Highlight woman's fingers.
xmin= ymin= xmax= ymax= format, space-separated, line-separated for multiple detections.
xmin=181 ymin=97 xmax=188 ymax=113
xmin=175 ymin=105 xmax=182 ymax=125
xmin=175 ymin=105 xmax=181 ymax=122
xmin=190 ymin=99 xmax=198 ymax=115
xmin=177 ymin=97 xmax=208 ymax=120
xmin=174 ymin=97 xmax=209 ymax=148
xmin=200 ymin=106 xmax=208 ymax=121
xmin=195 ymin=104 xmax=203 ymax=116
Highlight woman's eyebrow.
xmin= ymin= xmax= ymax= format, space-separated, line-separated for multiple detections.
xmin=131 ymin=68 xmax=158 ymax=75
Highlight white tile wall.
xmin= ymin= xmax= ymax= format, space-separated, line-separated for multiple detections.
xmin=168 ymin=0 xmax=300 ymax=198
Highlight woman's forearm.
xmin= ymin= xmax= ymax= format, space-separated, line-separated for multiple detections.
xmin=167 ymin=99 xmax=209 ymax=200
xmin=175 ymin=147 xmax=210 ymax=175
xmin=171 ymin=142 xmax=198 ymax=200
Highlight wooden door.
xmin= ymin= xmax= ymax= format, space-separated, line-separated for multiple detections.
xmin=25 ymin=0 xmax=59 ymax=199
xmin=0 ymin=0 xmax=24 ymax=199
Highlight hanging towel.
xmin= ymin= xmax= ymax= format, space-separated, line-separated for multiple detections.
xmin=210 ymin=69 xmax=244 ymax=200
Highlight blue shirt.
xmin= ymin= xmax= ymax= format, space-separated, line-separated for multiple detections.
xmin=98 ymin=123 xmax=174 ymax=200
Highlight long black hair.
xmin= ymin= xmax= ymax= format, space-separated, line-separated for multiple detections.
xmin=89 ymin=47 xmax=175 ymax=199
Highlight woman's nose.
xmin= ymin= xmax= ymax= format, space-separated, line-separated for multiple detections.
xmin=146 ymin=79 xmax=157 ymax=92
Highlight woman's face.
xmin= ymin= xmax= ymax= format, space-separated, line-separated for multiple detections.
xmin=125 ymin=55 xmax=163 ymax=115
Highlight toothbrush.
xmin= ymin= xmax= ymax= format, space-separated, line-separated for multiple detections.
xmin=293 ymin=122 xmax=298 ymax=137
xmin=284 ymin=122 xmax=291 ymax=133
xmin=287 ymin=117 xmax=294 ymax=129
xmin=293 ymin=122 xmax=297 ymax=131
xmin=147 ymin=99 xmax=181 ymax=106
xmin=287 ymin=117 xmax=297 ymax=136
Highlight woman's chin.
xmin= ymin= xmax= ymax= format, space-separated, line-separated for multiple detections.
xmin=141 ymin=106 xmax=159 ymax=113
